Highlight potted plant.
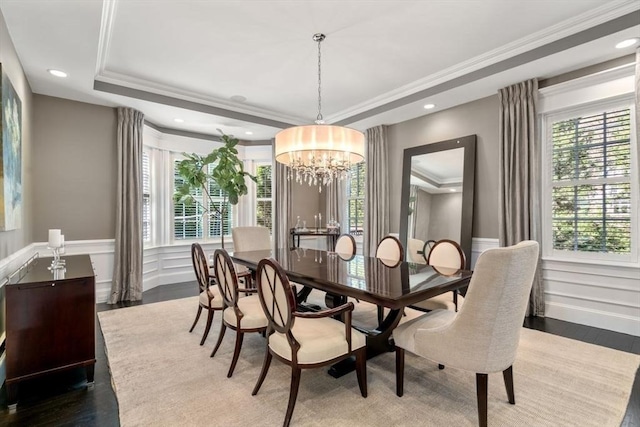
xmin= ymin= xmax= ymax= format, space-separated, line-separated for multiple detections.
xmin=173 ymin=132 xmax=257 ymax=248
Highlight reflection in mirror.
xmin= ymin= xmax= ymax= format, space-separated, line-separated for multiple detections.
xmin=407 ymin=147 xmax=465 ymax=252
xmin=399 ymin=136 xmax=476 ymax=268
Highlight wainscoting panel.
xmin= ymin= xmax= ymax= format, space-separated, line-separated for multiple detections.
xmin=543 ymin=259 xmax=640 ymax=336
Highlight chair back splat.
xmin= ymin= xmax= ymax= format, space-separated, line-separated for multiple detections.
xmin=257 ymin=258 xmax=296 ymax=334
xmin=334 ymin=234 xmax=357 ymax=257
xmin=375 ymin=235 xmax=404 ymax=266
xmin=191 ymin=243 xmax=210 ymax=293
xmin=213 ymin=249 xmax=239 ymax=307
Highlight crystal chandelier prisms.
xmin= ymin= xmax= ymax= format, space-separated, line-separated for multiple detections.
xmin=274 ymin=33 xmax=365 ymax=189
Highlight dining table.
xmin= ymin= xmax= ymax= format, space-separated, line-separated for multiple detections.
xmin=231 ymin=247 xmax=472 ymax=377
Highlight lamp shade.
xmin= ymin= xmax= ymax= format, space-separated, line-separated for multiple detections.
xmin=274 ymin=124 xmax=365 ymax=165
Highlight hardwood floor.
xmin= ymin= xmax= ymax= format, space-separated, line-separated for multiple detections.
xmin=0 ymin=282 xmax=638 ymax=427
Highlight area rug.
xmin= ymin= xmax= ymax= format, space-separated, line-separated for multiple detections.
xmin=98 ymin=296 xmax=639 ymax=427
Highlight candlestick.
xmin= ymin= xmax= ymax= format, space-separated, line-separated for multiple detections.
xmin=48 ymin=229 xmax=62 ymax=248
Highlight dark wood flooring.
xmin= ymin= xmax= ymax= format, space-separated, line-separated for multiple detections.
xmin=0 ymin=282 xmax=638 ymax=427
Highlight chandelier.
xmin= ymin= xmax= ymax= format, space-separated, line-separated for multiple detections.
xmin=274 ymin=33 xmax=365 ymax=190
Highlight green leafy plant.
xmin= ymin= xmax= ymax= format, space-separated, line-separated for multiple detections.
xmin=173 ymin=132 xmax=257 ymax=248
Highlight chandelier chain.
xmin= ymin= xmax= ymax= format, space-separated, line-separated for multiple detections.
xmin=316 ymin=35 xmax=323 ymax=123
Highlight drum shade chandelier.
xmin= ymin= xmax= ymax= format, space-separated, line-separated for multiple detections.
xmin=274 ymin=33 xmax=365 ymax=189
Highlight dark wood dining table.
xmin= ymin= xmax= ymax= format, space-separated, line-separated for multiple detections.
xmin=231 ymin=247 xmax=472 ymax=376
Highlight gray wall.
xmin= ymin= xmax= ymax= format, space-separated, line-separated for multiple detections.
xmin=387 ymin=95 xmax=500 ymax=239
xmin=0 ymin=9 xmax=34 ymax=258
xmin=428 ymin=192 xmax=463 ymax=241
xmin=32 ymin=94 xmax=117 ymax=242
xmin=414 ymin=189 xmax=431 ymax=241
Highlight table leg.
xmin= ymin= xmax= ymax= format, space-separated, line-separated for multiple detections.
xmin=328 ymin=308 xmax=403 ymax=378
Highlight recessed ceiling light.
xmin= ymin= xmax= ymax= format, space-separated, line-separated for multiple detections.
xmin=174 ymin=118 xmax=184 ymax=123
xmin=245 ymin=131 xmax=253 ymax=135
xmin=230 ymin=95 xmax=247 ymax=103
xmin=449 ymin=189 xmax=456 ymax=192
xmin=48 ymin=69 xmax=67 ymax=78
xmin=615 ymin=38 xmax=639 ymax=49
xmin=423 ymin=103 xmax=435 ymax=109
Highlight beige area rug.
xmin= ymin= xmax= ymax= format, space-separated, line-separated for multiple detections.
xmin=98 ymin=296 xmax=639 ymax=427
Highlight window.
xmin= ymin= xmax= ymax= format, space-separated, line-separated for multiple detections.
xmin=173 ymin=160 xmax=233 ymax=240
xmin=545 ymin=103 xmax=636 ymax=258
xmin=347 ymin=162 xmax=365 ymax=235
xmin=142 ymin=151 xmax=151 ymax=242
xmin=255 ymin=165 xmax=272 ymax=231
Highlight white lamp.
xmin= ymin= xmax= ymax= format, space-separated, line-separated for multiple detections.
xmin=274 ymin=33 xmax=365 ymax=189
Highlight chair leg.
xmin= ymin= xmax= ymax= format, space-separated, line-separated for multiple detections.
xmin=252 ymin=349 xmax=272 ymax=396
xmin=210 ymin=323 xmax=227 ymax=357
xmin=377 ymin=306 xmax=384 ymax=326
xmin=283 ymin=367 xmax=302 ymax=427
xmin=355 ymin=348 xmax=368 ymax=398
xmin=227 ymin=331 xmax=245 ymax=378
xmin=200 ymin=309 xmax=215 ymax=345
xmin=396 ymin=347 xmax=405 ymax=397
xmin=438 ymin=364 xmax=445 ymax=370
xmin=189 ymin=306 xmax=202 ymax=332
xmin=476 ymin=373 xmax=488 ymax=427
xmin=503 ymin=365 xmax=515 ymax=404
xmin=453 ymin=290 xmax=458 ymax=312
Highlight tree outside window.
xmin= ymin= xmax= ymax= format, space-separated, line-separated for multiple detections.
xmin=347 ymin=162 xmax=365 ymax=235
xmin=550 ymin=107 xmax=632 ymax=254
xmin=256 ymin=165 xmax=273 ymax=232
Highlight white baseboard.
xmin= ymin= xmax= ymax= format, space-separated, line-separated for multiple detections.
xmin=545 ymin=301 xmax=640 ymax=336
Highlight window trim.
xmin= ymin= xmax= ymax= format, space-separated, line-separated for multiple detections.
xmin=540 ymin=95 xmax=638 ymax=265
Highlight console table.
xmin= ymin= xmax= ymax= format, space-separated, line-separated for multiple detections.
xmin=5 ymin=254 xmax=96 ymax=409
xmin=290 ymin=228 xmax=340 ymax=251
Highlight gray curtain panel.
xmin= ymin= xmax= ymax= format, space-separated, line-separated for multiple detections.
xmin=498 ymin=79 xmax=544 ymax=317
xmin=364 ymin=125 xmax=390 ymax=257
xmin=273 ymin=160 xmax=291 ymax=250
xmin=325 ymin=179 xmax=347 ymax=232
xmin=109 ymin=108 xmax=144 ymax=303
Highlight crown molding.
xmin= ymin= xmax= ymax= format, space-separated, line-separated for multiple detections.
xmin=327 ymin=1 xmax=640 ymax=123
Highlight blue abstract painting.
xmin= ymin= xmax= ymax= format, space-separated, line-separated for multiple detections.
xmin=1 ymin=65 xmax=22 ymax=231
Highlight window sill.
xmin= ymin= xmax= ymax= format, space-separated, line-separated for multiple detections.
xmin=542 ymin=255 xmax=640 ymax=269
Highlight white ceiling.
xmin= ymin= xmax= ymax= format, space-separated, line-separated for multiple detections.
xmin=1 ymin=0 xmax=638 ymax=143
xmin=411 ymin=148 xmax=464 ymax=194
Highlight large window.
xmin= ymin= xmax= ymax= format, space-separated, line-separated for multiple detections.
xmin=173 ymin=161 xmax=233 ymax=240
xmin=255 ymin=165 xmax=272 ymax=232
xmin=545 ymin=102 xmax=636 ymax=258
xmin=142 ymin=151 xmax=151 ymax=243
xmin=347 ymin=162 xmax=365 ymax=235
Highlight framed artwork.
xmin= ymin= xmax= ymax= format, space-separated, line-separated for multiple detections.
xmin=0 ymin=63 xmax=22 ymax=231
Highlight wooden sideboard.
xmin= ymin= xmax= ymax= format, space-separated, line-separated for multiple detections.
xmin=5 ymin=254 xmax=96 ymax=409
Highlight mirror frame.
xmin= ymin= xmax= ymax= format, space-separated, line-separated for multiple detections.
xmin=399 ymin=135 xmax=476 ymax=269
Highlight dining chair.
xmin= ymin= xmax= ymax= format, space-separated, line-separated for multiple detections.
xmin=412 ymin=239 xmax=466 ymax=312
xmin=375 ymin=235 xmax=404 ymax=267
xmin=407 ymin=238 xmax=426 ymax=264
xmin=372 ymin=235 xmax=405 ymax=324
xmin=189 ymin=243 xmax=224 ymax=345
xmin=334 ymin=233 xmax=357 ymax=258
xmin=210 ymin=249 xmax=268 ymax=377
xmin=231 ymin=226 xmax=272 ymax=288
xmin=393 ymin=241 xmax=539 ymax=427
xmin=252 ymin=258 xmax=368 ymax=427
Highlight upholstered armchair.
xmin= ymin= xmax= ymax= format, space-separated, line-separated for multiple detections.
xmin=252 ymin=258 xmax=367 ymax=427
xmin=231 ymin=226 xmax=272 ymax=288
xmin=209 ymin=249 xmax=268 ymax=377
xmin=393 ymin=241 xmax=539 ymax=427
xmin=334 ymin=233 xmax=357 ymax=258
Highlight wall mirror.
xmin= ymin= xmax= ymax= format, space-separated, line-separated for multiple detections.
xmin=399 ymin=135 xmax=476 ymax=268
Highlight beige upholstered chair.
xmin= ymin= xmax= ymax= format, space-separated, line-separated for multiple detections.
xmin=412 ymin=239 xmax=466 ymax=312
xmin=231 ymin=226 xmax=272 ymax=288
xmin=334 ymin=234 xmax=357 ymax=258
xmin=232 ymin=226 xmax=272 ymax=251
xmin=210 ymin=249 xmax=268 ymax=377
xmin=394 ymin=241 xmax=540 ymax=427
xmin=252 ymin=258 xmax=367 ymax=427
xmin=189 ymin=243 xmax=224 ymax=345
